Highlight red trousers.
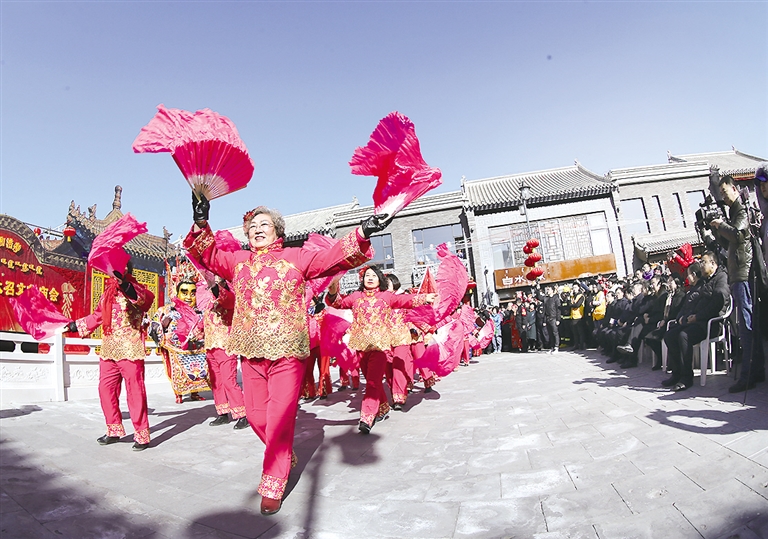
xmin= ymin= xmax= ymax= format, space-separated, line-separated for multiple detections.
xmin=207 ymin=348 xmax=246 ymax=419
xmin=360 ymin=350 xmax=389 ymax=427
xmin=98 ymin=359 xmax=149 ymax=444
xmin=411 ymin=342 xmax=436 ymax=388
xmin=241 ymin=356 xmax=304 ymax=500
xmin=302 ymin=347 xmax=333 ymax=398
xmin=388 ymin=345 xmax=413 ymax=404
xmin=339 ymin=368 xmax=360 ymax=389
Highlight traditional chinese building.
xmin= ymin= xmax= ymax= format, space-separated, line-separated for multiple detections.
xmin=0 ymin=185 xmax=177 ymax=336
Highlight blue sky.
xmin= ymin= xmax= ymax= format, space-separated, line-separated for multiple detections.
xmin=1 ymin=1 xmax=766 ymax=240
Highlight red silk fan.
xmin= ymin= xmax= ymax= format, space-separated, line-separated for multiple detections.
xmin=132 ymin=104 xmax=254 ymax=201
xmin=350 ymin=111 xmax=442 ymax=217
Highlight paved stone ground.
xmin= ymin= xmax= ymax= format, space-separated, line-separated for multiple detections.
xmin=2 ymin=349 xmax=768 ymax=539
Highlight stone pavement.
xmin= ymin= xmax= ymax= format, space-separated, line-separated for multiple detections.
xmin=2 ymin=349 xmax=768 ymax=539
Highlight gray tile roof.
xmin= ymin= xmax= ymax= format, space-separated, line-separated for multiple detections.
xmin=667 ymin=148 xmax=766 ymax=178
xmin=333 ymin=190 xmax=464 ymax=227
xmin=608 ymin=161 xmax=711 ymax=185
xmin=462 ymin=163 xmax=612 ymax=211
xmin=632 ymin=228 xmax=703 ymax=257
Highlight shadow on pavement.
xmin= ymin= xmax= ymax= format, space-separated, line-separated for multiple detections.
xmin=147 ymin=403 xmax=217 ymax=446
xmin=0 ymin=405 xmax=42 ymax=419
xmin=0 ymin=438 xmax=158 ymax=538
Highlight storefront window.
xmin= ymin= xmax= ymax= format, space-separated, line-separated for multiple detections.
xmin=412 ymin=224 xmax=465 ymax=264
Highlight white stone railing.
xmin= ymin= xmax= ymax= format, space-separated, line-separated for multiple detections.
xmin=0 ymin=331 xmax=171 ymax=407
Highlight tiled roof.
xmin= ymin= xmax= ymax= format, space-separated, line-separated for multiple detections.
xmin=632 ymin=228 xmax=703 ymax=257
xmin=333 ymin=191 xmax=464 ymax=227
xmin=463 ymin=163 xmax=612 ymax=211
xmin=68 ymin=188 xmax=178 ymax=260
xmin=667 ymin=148 xmax=766 ymax=178
xmin=608 ymin=161 xmax=710 ymax=185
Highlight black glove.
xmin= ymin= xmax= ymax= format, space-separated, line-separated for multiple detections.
xmin=66 ymin=321 xmax=78 ymax=333
xmin=361 ymin=213 xmax=391 ymax=239
xmin=119 ymin=280 xmax=138 ymax=301
xmin=192 ymin=192 xmax=210 ymax=225
xmin=210 ymin=283 xmax=220 ymax=298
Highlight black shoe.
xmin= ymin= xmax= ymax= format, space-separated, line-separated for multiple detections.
xmin=132 ymin=443 xmax=149 ymax=451
xmin=233 ymin=417 xmax=250 ymax=430
xmin=392 ymin=403 xmax=403 ymax=411
xmin=97 ymin=435 xmax=120 ymax=446
xmin=358 ymin=421 xmax=371 ymax=434
xmin=209 ymin=414 xmax=231 ymax=426
xmin=338 ymin=385 xmax=348 ymax=391
xmin=606 ymin=356 xmax=619 ymax=364
xmin=424 ymin=386 xmax=433 ymax=393
xmin=651 ymin=364 xmax=662 ymax=371
xmin=661 ymin=376 xmax=680 ymax=388
xmin=672 ymin=382 xmax=691 ymax=392
xmin=729 ymin=380 xmax=756 ymax=394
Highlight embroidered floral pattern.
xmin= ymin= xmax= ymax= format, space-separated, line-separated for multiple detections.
xmin=258 ymin=473 xmax=288 ymax=499
xmin=377 ymin=402 xmax=391 ymax=418
xmin=100 ymin=296 xmax=148 ymax=360
xmin=360 ymin=412 xmax=376 ymax=427
xmin=230 ymin=405 xmax=247 ymax=419
xmin=215 ymin=402 xmax=231 ymax=415
xmin=187 ymin=228 xmax=215 ymax=260
xmin=107 ymin=423 xmax=126 ymax=437
xmin=226 ymin=255 xmax=311 ymax=360
xmin=423 ymin=376 xmax=436 ymax=389
xmin=204 ymin=310 xmax=230 ymax=350
xmin=389 ymin=308 xmax=412 ymax=346
xmin=392 ymin=393 xmax=407 ymax=404
xmin=133 ymin=428 xmax=150 ymax=445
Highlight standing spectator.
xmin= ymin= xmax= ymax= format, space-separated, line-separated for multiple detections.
xmin=491 ymin=306 xmax=503 ymax=353
xmin=711 ymin=176 xmax=755 ymax=393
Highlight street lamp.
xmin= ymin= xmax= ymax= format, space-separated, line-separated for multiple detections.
xmin=519 ymin=181 xmax=532 ymax=238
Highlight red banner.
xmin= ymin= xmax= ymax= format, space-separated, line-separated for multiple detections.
xmin=0 ymin=231 xmax=86 ymax=333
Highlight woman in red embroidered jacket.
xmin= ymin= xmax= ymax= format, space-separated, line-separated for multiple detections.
xmin=185 ymin=195 xmax=384 ymax=515
xmin=384 ymin=274 xmax=415 ymax=410
xmin=68 ymin=261 xmax=154 ymax=451
xmin=326 ymin=265 xmax=435 ymax=434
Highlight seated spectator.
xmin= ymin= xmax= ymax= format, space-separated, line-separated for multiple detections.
xmin=662 ymin=252 xmax=729 ymax=392
xmin=617 ymin=276 xmax=668 ymax=368
xmin=642 ymin=275 xmax=686 ymax=370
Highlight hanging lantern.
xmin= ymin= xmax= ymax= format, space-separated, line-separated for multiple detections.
xmin=526 ymin=238 xmax=540 ymax=249
xmin=526 ymin=267 xmax=544 ymax=281
xmin=522 ymin=244 xmax=533 ymax=255
xmin=524 ymin=252 xmax=542 ymax=267
xmin=63 ymin=226 xmax=76 ymax=242
xmin=33 ymin=227 xmax=42 ymax=236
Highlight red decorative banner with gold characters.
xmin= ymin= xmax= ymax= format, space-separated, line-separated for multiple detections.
xmin=0 ymin=231 xmax=87 ymax=333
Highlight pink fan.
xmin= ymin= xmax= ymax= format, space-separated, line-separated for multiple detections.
xmin=133 ymin=104 xmax=254 ymax=201
xmin=320 ymin=307 xmax=359 ymax=372
xmin=350 ymin=111 xmax=442 ymax=217
xmin=470 ymin=319 xmax=494 ymax=349
xmin=416 ymin=304 xmax=476 ymax=377
xmin=9 ymin=287 xmax=71 ymax=340
xmin=303 ymin=233 xmax=348 ymax=297
xmin=88 ymin=213 xmax=148 ymax=277
xmin=406 ymin=244 xmax=469 ymax=327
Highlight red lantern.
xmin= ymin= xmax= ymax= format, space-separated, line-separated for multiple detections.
xmin=526 ymin=267 xmax=544 ymax=281
xmin=522 ymin=244 xmax=532 ymax=254
xmin=33 ymin=227 xmax=42 ymax=236
xmin=526 ymin=238 xmax=540 ymax=249
xmin=63 ymin=226 xmax=76 ymax=242
xmin=524 ymin=253 xmax=543 ymax=267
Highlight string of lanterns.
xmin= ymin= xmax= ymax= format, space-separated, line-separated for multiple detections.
xmin=523 ymin=238 xmax=544 ymax=281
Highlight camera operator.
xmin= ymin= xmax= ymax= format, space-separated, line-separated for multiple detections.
xmin=710 ymin=175 xmax=754 ymax=393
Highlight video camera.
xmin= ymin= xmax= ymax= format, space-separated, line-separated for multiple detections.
xmin=694 ymin=194 xmax=724 ymax=248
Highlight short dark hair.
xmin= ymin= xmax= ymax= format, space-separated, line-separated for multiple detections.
xmin=358 ymin=265 xmax=388 ymax=292
xmin=702 ymin=251 xmax=718 ymax=265
xmin=687 ymin=262 xmax=702 ymax=279
xmin=718 ymin=175 xmax=736 ymax=188
xmin=385 ymin=273 xmax=401 ymax=291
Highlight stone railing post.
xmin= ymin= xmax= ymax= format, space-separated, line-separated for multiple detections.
xmin=52 ymin=329 xmax=66 ymax=402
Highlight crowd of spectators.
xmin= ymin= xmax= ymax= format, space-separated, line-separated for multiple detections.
xmin=471 ymin=168 xmax=768 ymax=395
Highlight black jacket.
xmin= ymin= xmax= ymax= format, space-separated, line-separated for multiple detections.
xmin=716 ymin=197 xmax=753 ymax=284
xmin=693 ymin=268 xmax=730 ymax=327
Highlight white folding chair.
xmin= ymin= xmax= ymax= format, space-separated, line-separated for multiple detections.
xmin=696 ymin=296 xmax=733 ymax=386
xmin=661 ymin=319 xmax=675 ymax=372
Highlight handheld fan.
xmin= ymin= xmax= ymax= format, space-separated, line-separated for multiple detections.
xmin=9 ymin=287 xmax=71 ymax=341
xmin=88 ymin=213 xmax=148 ymax=277
xmin=350 ymin=111 xmax=442 ymax=217
xmin=133 ymin=104 xmax=254 ymax=201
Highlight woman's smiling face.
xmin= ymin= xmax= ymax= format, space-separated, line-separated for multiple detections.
xmin=248 ymin=213 xmax=277 ymax=249
xmin=363 ymin=268 xmax=379 ymax=290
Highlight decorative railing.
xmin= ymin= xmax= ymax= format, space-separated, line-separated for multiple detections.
xmin=0 ymin=331 xmax=170 ymax=406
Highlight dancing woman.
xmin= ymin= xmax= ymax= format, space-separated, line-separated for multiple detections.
xmin=326 ymin=265 xmax=435 ymax=434
xmin=184 ymin=195 xmax=382 ymax=515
